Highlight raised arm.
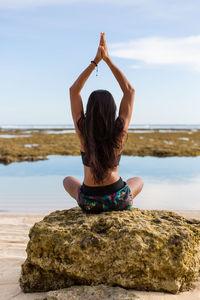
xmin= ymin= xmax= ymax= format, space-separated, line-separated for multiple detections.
xmin=69 ymin=62 xmax=95 ymax=124
xmin=69 ymin=33 xmax=104 ymax=123
xmin=101 ymin=33 xmax=135 ymax=132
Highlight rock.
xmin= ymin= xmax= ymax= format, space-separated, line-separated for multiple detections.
xmin=19 ymin=207 xmax=200 ymax=294
xmin=34 ymin=284 xmax=139 ymax=300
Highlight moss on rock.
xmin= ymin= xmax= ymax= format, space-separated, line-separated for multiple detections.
xmin=19 ymin=207 xmax=200 ymax=294
xmin=1 ymin=129 xmax=200 ymax=164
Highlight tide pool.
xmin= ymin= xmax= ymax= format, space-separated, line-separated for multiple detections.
xmin=0 ymin=155 xmax=200 ymax=213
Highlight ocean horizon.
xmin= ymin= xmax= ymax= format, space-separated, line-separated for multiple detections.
xmin=1 ymin=123 xmax=200 ymax=130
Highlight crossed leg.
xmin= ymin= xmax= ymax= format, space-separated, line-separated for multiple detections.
xmin=63 ymin=176 xmax=144 ymax=202
xmin=63 ymin=176 xmax=82 ymax=200
xmin=126 ymin=177 xmax=144 ymax=199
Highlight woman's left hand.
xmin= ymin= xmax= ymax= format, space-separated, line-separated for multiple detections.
xmin=93 ymin=32 xmax=104 ymax=64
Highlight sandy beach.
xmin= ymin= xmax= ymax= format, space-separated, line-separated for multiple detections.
xmin=1 ymin=210 xmax=200 ymax=299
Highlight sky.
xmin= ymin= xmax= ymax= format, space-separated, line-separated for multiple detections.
xmin=0 ymin=0 xmax=200 ymax=125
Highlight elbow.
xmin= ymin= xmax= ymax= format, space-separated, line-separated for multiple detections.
xmin=69 ymin=85 xmax=80 ymax=95
xmin=129 ymin=85 xmax=135 ymax=93
xmin=125 ymin=86 xmax=135 ymax=95
xmin=69 ymin=86 xmax=77 ymax=95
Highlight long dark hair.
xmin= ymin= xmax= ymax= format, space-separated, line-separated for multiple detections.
xmin=77 ymin=89 xmax=127 ymax=184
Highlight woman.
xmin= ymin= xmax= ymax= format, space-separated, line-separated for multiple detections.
xmin=63 ymin=32 xmax=143 ymax=213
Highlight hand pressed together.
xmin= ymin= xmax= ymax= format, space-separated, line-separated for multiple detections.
xmin=94 ymin=32 xmax=110 ymax=64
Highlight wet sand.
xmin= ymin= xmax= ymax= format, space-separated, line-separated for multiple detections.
xmin=1 ymin=210 xmax=200 ymax=299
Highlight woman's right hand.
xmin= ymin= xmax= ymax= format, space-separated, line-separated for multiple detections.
xmin=100 ymin=32 xmax=110 ymax=62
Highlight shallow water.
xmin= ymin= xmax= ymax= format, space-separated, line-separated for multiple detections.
xmin=0 ymin=134 xmax=31 ymax=138
xmin=0 ymin=155 xmax=200 ymax=214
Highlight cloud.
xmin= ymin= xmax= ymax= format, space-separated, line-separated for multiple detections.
xmin=0 ymin=0 xmax=147 ymax=9
xmin=109 ymin=35 xmax=200 ymax=72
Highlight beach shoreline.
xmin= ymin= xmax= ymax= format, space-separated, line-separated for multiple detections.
xmin=1 ymin=209 xmax=200 ymax=299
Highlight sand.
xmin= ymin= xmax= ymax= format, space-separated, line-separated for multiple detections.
xmin=1 ymin=210 xmax=200 ymax=300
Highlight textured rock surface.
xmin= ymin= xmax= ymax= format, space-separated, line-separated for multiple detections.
xmin=1 ymin=129 xmax=200 ymax=165
xmin=19 ymin=207 xmax=200 ymax=294
xmin=34 ymin=284 xmax=139 ymax=300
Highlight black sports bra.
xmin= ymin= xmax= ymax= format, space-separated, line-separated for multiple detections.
xmin=80 ymin=151 xmax=121 ymax=167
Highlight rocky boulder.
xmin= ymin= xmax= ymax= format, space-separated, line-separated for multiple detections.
xmin=19 ymin=207 xmax=200 ymax=294
xmin=34 ymin=284 xmax=139 ymax=300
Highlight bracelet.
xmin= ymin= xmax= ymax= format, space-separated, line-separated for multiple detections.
xmin=91 ymin=60 xmax=98 ymax=77
xmin=91 ymin=60 xmax=97 ymax=66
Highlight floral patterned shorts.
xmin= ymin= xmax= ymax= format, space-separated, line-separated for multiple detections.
xmin=77 ymin=183 xmax=133 ymax=213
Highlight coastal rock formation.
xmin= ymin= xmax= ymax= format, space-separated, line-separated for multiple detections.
xmin=19 ymin=207 xmax=200 ymax=294
xmin=1 ymin=129 xmax=200 ymax=164
xmin=35 ymin=284 xmax=139 ymax=300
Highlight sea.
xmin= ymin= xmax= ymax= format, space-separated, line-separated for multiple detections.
xmin=0 ymin=124 xmax=200 ymax=214
xmin=1 ymin=123 xmax=200 ymax=130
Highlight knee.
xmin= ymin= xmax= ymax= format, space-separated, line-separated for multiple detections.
xmin=126 ymin=176 xmax=144 ymax=197
xmin=138 ymin=177 xmax=144 ymax=190
xmin=63 ymin=176 xmax=73 ymax=187
xmin=137 ymin=176 xmax=144 ymax=185
xmin=134 ymin=177 xmax=144 ymax=192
